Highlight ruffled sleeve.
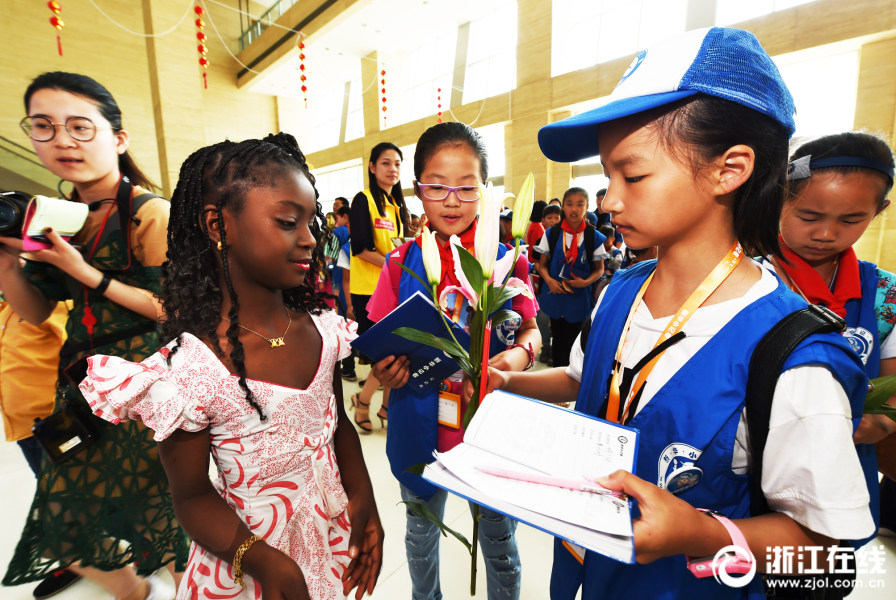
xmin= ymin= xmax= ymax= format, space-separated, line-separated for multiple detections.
xmin=328 ymin=312 xmax=358 ymax=362
xmin=79 ymin=351 xmax=210 ymax=441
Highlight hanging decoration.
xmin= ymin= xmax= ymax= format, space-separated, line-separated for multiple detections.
xmin=298 ymin=34 xmax=307 ymax=108
xmin=195 ymin=5 xmax=209 ymax=89
xmin=48 ymin=1 xmax=63 ymax=56
xmin=381 ymin=69 xmax=387 ymax=128
xmin=437 ymin=87 xmax=443 ymax=124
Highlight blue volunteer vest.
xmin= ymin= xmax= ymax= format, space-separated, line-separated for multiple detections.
xmin=385 ymin=241 xmax=518 ymax=500
xmin=539 ymin=226 xmax=604 ymax=323
xmin=550 ymin=261 xmax=868 ymax=600
xmin=843 ymin=260 xmax=882 ymax=549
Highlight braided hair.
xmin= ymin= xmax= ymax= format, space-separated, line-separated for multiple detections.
xmin=161 ymin=132 xmax=331 ymax=419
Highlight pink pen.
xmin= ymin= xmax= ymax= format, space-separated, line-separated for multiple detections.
xmin=476 ymin=466 xmax=628 ymax=500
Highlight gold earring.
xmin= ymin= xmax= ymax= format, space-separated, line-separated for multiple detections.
xmin=217 ymin=241 xmax=222 ymax=251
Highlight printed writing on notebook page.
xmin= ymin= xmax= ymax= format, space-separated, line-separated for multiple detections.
xmin=465 ymin=392 xmax=637 ymax=480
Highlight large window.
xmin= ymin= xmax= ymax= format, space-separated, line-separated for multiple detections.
xmin=399 ymin=32 xmax=457 ymax=126
xmin=475 ymin=123 xmax=506 ymax=181
xmin=344 ymin=78 xmax=365 ymax=143
xmin=715 ymin=0 xmax=817 ymax=26
xmin=552 ymin=0 xmax=687 ymax=78
xmin=463 ymin=1 xmax=518 ymax=105
xmin=775 ymin=51 xmax=859 ymax=139
xmin=312 ymin=161 xmax=364 ymax=213
xmin=307 ymin=85 xmax=345 ymax=154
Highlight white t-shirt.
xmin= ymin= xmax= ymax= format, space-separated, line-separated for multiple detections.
xmin=337 ymin=247 xmax=350 ymax=270
xmin=566 ymin=268 xmax=874 ymax=540
xmin=534 ymin=229 xmax=610 ymax=262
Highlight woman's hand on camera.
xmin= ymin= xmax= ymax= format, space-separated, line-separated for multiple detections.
xmin=31 ymin=228 xmax=92 ymax=282
xmin=0 ymin=236 xmax=24 ymax=271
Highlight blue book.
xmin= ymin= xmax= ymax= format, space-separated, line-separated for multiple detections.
xmin=352 ymin=291 xmax=475 ymax=396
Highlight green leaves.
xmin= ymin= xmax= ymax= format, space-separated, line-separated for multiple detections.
xmin=490 ymin=309 xmax=520 ymax=328
xmin=393 ymin=327 xmax=473 ymax=376
xmin=454 ymin=245 xmax=485 ymax=302
xmin=395 ymin=261 xmax=433 ymax=295
xmin=866 ymin=374 xmax=896 ymax=424
xmin=399 ymin=501 xmax=473 ymax=555
xmin=493 ymin=284 xmax=530 ymax=309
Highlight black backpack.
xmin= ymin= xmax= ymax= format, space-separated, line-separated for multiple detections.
xmin=746 ymin=305 xmax=858 ymax=599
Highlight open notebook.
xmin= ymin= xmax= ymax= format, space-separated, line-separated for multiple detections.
xmin=423 ymin=390 xmax=640 ymax=564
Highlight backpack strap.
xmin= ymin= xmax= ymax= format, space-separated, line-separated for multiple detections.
xmin=547 ymin=224 xmax=598 ymax=274
xmin=746 ymin=304 xmax=846 ymax=517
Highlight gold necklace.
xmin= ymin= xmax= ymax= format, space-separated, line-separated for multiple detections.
xmin=222 ymin=310 xmax=291 ymax=348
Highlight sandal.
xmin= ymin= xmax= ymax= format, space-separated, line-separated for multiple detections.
xmin=353 ymin=395 xmax=372 ymax=434
xmin=377 ymin=405 xmax=388 ymax=428
xmin=349 ymin=393 xmax=360 ymax=412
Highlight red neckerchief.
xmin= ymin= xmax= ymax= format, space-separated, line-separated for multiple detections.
xmin=777 ymin=236 xmax=861 ymax=317
xmin=415 ymin=221 xmax=477 ymax=300
xmin=561 ymin=219 xmax=586 ymax=264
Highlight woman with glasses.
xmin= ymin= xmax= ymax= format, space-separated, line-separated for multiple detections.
xmin=0 ymin=72 xmax=185 ymax=600
xmin=348 ymin=143 xmax=409 ymax=433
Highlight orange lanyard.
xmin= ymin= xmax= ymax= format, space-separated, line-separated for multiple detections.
xmin=605 ymin=240 xmax=743 ymax=424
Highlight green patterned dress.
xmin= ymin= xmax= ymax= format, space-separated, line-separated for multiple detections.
xmin=3 ymin=196 xmax=189 ymax=585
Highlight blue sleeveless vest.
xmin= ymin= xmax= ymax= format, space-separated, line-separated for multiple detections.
xmin=550 ymin=261 xmax=868 ymax=600
xmin=385 ymin=242 xmax=518 ymax=500
xmin=843 ymin=261 xmax=881 ymax=549
xmin=538 ymin=226 xmax=602 ymax=323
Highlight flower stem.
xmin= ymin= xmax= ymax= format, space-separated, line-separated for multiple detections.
xmin=471 ymin=504 xmax=480 ymax=595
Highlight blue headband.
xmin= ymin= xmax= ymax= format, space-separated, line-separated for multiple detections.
xmin=787 ymin=154 xmax=896 ymax=181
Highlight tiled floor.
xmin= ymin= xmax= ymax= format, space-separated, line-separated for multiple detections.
xmin=1 ymin=361 xmax=894 ymax=599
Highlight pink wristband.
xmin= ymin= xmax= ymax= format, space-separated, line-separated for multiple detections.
xmin=686 ymin=510 xmax=755 ymax=579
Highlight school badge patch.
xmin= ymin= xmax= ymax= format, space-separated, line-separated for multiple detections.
xmin=843 ymin=327 xmax=874 ymax=364
xmin=658 ymin=443 xmax=703 ymax=495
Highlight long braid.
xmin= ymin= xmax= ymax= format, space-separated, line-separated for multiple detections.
xmin=162 ymin=133 xmax=331 ymax=419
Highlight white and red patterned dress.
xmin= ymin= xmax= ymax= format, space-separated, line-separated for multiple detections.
xmin=79 ymin=311 xmax=358 ymax=600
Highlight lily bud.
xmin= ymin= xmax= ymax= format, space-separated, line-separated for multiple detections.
xmin=511 ymin=173 xmax=535 ymax=240
xmin=419 ymin=227 xmax=441 ymax=287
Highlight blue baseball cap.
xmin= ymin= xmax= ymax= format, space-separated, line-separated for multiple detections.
xmin=538 ymin=27 xmax=796 ymax=163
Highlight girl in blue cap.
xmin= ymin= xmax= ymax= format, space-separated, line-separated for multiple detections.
xmin=486 ymin=27 xmax=875 ymax=599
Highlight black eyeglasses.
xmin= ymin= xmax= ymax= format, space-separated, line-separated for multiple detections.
xmin=20 ymin=116 xmax=113 ymax=142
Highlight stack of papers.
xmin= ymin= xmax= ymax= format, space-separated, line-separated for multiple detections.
xmin=423 ymin=390 xmax=640 ymax=564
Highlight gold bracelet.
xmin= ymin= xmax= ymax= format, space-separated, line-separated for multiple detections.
xmin=232 ymin=534 xmax=264 ymax=589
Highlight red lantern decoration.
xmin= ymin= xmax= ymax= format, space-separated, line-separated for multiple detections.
xmin=48 ymin=1 xmax=63 ymax=56
xmin=298 ymin=34 xmax=307 ymax=108
xmin=195 ymin=6 xmax=208 ymax=89
xmin=381 ymin=70 xmax=387 ymax=127
xmin=437 ymin=87 xmax=443 ymax=123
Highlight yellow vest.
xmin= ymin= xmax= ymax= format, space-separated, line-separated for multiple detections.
xmin=350 ymin=189 xmax=403 ymax=295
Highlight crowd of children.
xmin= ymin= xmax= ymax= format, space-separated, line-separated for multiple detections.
xmin=3 ymin=23 xmax=895 ymax=600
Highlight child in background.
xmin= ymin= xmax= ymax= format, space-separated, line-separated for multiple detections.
xmin=526 ymin=200 xmax=548 ymax=265
xmin=763 ymin=131 xmax=896 ymax=542
xmin=333 ymin=205 xmax=358 ymax=382
xmin=486 ymin=27 xmax=874 ymax=599
xmin=0 ymin=297 xmax=68 ymax=476
xmin=81 ymin=133 xmax=384 ymax=600
xmin=368 ymin=122 xmax=541 ymax=600
xmin=535 ymin=204 xmax=562 ymax=364
xmin=535 ymin=187 xmax=607 ymax=368
xmin=599 ymin=225 xmax=623 ymax=274
xmin=408 ymin=213 xmax=421 ymax=237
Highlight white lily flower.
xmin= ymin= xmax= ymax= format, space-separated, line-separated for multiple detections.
xmin=419 ymin=227 xmax=441 ymax=287
xmin=511 ymin=173 xmax=535 ymax=240
xmin=475 ymin=181 xmax=501 ymax=281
